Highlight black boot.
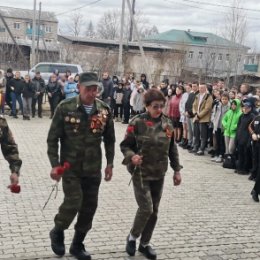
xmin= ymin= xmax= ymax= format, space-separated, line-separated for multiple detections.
xmin=49 ymin=227 xmax=65 ymax=256
xmin=69 ymin=231 xmax=91 ymax=260
xmin=126 ymin=234 xmax=136 ymax=256
xmin=251 ymin=189 xmax=259 ymax=202
xmin=138 ymin=244 xmax=157 ymax=260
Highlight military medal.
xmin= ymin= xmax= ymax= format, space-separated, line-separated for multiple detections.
xmin=76 ymin=119 xmax=80 ymax=123
xmin=93 ymin=129 xmax=97 ymax=133
xmin=65 ymin=116 xmax=70 ymax=122
xmin=70 ymin=117 xmax=76 ymax=123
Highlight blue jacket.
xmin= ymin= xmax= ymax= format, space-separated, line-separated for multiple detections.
xmin=64 ymin=82 xmax=79 ymax=99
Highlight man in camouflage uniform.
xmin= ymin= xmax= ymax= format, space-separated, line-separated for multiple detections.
xmin=0 ymin=115 xmax=22 ymax=187
xmin=120 ymin=89 xmax=182 ymax=260
xmin=47 ymin=72 xmax=115 ymax=260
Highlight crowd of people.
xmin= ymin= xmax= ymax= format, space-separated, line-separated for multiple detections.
xmin=99 ymin=73 xmax=260 ymax=203
xmin=0 ymin=68 xmax=80 ymax=119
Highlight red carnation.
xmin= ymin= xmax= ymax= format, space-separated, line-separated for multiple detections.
xmin=145 ymin=121 xmax=154 ymax=127
xmin=9 ymin=184 xmax=21 ymax=193
xmin=127 ymin=125 xmax=135 ymax=134
xmin=57 ymin=161 xmax=71 ymax=175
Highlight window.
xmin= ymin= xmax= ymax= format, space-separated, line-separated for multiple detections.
xmin=51 ymin=65 xmax=79 ymax=73
xmin=198 ymin=52 xmax=203 ymax=59
xmin=211 ymin=53 xmax=216 ymax=59
xmin=14 ymin=36 xmax=21 ymax=40
xmin=45 ymin=26 xmax=51 ymax=33
xmin=237 ymin=54 xmax=241 ymax=62
xmin=226 ymin=54 xmax=230 ymax=61
xmin=35 ymin=64 xmax=52 ymax=73
xmin=0 ymin=26 xmax=5 ymax=32
xmin=188 ymin=51 xmax=194 ymax=59
xmin=45 ymin=39 xmax=52 ymax=43
xmin=14 ymin=22 xmax=21 ymax=30
xmin=218 ymin=54 xmax=223 ymax=61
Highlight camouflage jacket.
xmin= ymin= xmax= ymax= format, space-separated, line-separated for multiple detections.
xmin=47 ymin=96 xmax=115 ymax=177
xmin=120 ymin=112 xmax=182 ymax=180
xmin=0 ymin=116 xmax=22 ymax=174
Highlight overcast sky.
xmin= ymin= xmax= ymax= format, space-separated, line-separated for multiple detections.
xmin=1 ymin=0 xmax=260 ymax=50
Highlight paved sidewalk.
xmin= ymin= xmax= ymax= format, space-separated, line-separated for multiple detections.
xmin=1 ymin=117 xmax=260 ymax=260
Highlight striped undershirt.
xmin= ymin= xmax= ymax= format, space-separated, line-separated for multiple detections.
xmin=83 ymin=104 xmax=93 ymax=114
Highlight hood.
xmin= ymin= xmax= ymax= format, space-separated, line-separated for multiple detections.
xmin=231 ymin=98 xmax=241 ymax=112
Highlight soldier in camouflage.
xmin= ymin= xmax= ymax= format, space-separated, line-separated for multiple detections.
xmin=47 ymin=72 xmax=115 ymax=260
xmin=0 ymin=115 xmax=22 ymax=188
xmin=120 ymin=88 xmax=182 ymax=260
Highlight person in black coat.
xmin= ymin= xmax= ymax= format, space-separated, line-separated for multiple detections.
xmin=248 ymin=114 xmax=260 ymax=202
xmin=122 ymin=82 xmax=132 ymax=124
xmin=22 ymin=75 xmax=35 ymax=120
xmin=9 ymin=71 xmax=24 ymax=118
xmin=5 ymin=68 xmax=13 ymax=113
xmin=235 ymin=102 xmax=255 ymax=174
xmin=46 ymin=74 xmax=62 ymax=119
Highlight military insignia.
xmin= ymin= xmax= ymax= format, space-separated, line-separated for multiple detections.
xmin=76 ymin=119 xmax=80 ymax=123
xmin=65 ymin=116 xmax=70 ymax=122
xmin=70 ymin=117 xmax=76 ymax=123
xmin=93 ymin=129 xmax=97 ymax=133
xmin=145 ymin=121 xmax=154 ymax=127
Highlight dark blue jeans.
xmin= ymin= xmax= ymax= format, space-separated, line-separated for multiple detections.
xmin=11 ymin=92 xmax=23 ymax=115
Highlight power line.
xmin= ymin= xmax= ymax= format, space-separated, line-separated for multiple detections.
xmin=163 ymin=0 xmax=260 ymax=21
xmin=55 ymin=0 xmax=103 ymax=16
xmin=182 ymin=0 xmax=260 ymax=13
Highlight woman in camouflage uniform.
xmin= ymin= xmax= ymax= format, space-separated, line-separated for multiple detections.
xmin=120 ymin=88 xmax=182 ymax=260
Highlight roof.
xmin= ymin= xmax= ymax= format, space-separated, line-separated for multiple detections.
xmin=0 ymin=6 xmax=58 ymax=23
xmin=58 ymin=35 xmax=173 ymax=51
xmin=144 ymin=29 xmax=249 ymax=49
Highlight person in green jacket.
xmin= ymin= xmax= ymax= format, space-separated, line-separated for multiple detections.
xmin=47 ymin=72 xmax=115 ymax=260
xmin=222 ymin=99 xmax=242 ymax=154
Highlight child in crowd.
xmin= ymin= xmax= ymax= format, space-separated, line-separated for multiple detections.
xmin=64 ymin=76 xmax=79 ymax=99
xmin=211 ymin=92 xmax=230 ymax=162
xmin=222 ymin=99 xmax=242 ymax=155
xmin=113 ymin=81 xmax=124 ymax=121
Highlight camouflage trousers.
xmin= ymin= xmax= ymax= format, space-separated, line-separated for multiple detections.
xmin=131 ymin=176 xmax=164 ymax=244
xmin=54 ymin=173 xmax=101 ymax=234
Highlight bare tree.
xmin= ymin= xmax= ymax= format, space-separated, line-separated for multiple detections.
xmin=222 ymin=0 xmax=248 ymax=86
xmin=96 ymin=8 xmax=159 ymax=40
xmin=96 ymin=9 xmax=120 ymax=40
xmin=85 ymin=20 xmax=95 ymax=38
xmin=66 ymin=12 xmax=85 ymax=37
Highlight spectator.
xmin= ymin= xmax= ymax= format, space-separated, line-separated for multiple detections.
xmin=9 ymin=71 xmax=24 ymax=118
xmin=211 ymin=92 xmax=230 ymax=163
xmin=22 ymin=75 xmax=34 ymax=120
xmin=0 ymin=70 xmax=6 ymax=114
xmin=122 ymin=81 xmax=132 ymax=124
xmin=159 ymin=81 xmax=168 ymax=97
xmin=5 ymin=68 xmax=13 ymax=114
xmin=31 ymin=71 xmax=46 ymax=118
xmin=74 ymin=74 xmax=80 ymax=83
xmin=46 ymin=74 xmax=62 ymax=119
xmin=101 ymin=72 xmax=114 ymax=106
xmin=235 ymin=102 xmax=255 ymax=174
xmin=229 ymin=90 xmax=236 ymax=102
xmin=191 ymin=83 xmax=213 ymax=156
xmin=185 ymin=82 xmax=199 ymax=150
xmin=163 ymin=88 xmax=173 ymax=116
xmin=222 ymin=99 xmax=242 ymax=155
xmin=140 ymin=73 xmax=149 ymax=90
xmin=64 ymin=76 xmax=79 ymax=99
xmin=169 ymin=85 xmax=184 ymax=143
xmin=133 ymin=83 xmax=145 ymax=114
xmin=179 ymin=83 xmax=192 ymax=148
xmin=113 ymin=81 xmax=124 ymax=121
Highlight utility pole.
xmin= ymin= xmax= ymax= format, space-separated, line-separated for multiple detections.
xmin=118 ymin=0 xmax=125 ymax=78
xmin=126 ymin=0 xmax=150 ymax=79
xmin=128 ymin=0 xmax=135 ymax=41
xmin=31 ymin=0 xmax=37 ymax=67
xmin=36 ymin=2 xmax=42 ymax=64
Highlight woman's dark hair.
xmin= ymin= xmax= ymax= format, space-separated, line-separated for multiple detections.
xmin=143 ymin=89 xmax=166 ymax=106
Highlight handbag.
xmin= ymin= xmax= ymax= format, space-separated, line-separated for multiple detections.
xmin=222 ymin=154 xmax=236 ymax=169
